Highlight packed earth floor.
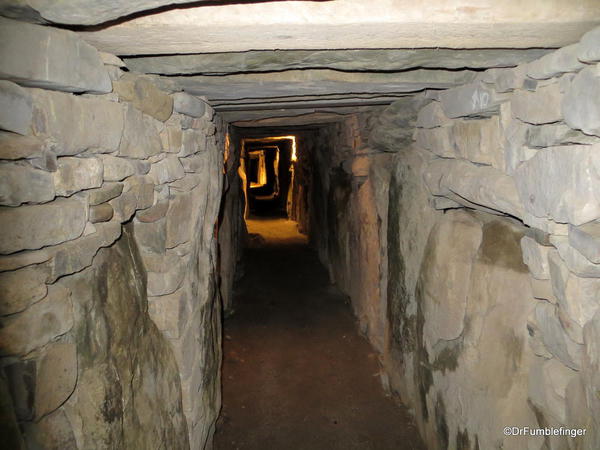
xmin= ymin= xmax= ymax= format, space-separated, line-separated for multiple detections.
xmin=214 ymin=218 xmax=424 ymax=450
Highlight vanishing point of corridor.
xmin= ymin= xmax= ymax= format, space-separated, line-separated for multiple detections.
xmin=215 ymin=218 xmax=424 ymax=450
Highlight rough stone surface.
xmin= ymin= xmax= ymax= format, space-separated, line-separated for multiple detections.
xmin=0 ymin=80 xmax=32 ymax=135
xmin=578 ymin=26 xmax=600 ymax=62
xmin=520 ymin=235 xmax=551 ymax=279
xmin=569 ymin=222 xmax=600 ymax=264
xmin=562 ymin=66 xmax=600 ymax=137
xmin=0 ymin=162 xmax=55 ymax=206
xmin=526 ymin=44 xmax=584 ymax=80
xmin=439 ymin=81 xmax=504 ymax=118
xmin=0 ymin=197 xmax=87 ymax=254
xmin=87 ymin=182 xmax=123 ymax=206
xmin=0 ymin=132 xmax=48 ymax=160
xmin=551 ymin=236 xmax=600 ymax=278
xmin=452 ymin=116 xmax=504 ymax=169
xmin=148 ymin=155 xmax=185 ymax=185
xmin=89 ymin=203 xmax=114 ymax=223
xmin=34 ymin=342 xmax=77 ymax=419
xmin=0 ymin=17 xmax=111 ymax=93
xmin=118 ymin=104 xmax=163 ymax=159
xmin=100 ymin=155 xmax=149 ymax=181
xmin=172 ymin=92 xmax=206 ymax=118
xmin=113 ymin=74 xmax=173 ymax=122
xmin=511 ymin=83 xmax=563 ymax=124
xmin=53 ymin=157 xmax=103 ymax=196
xmin=0 ymin=264 xmax=49 ymax=315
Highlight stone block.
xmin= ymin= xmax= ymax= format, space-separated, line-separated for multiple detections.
xmin=439 ymin=81 xmax=504 ymax=118
xmin=0 ymin=264 xmax=49 ymax=315
xmin=99 ymin=52 xmax=125 ymax=67
xmin=0 ymin=248 xmax=51 ymax=272
xmin=0 ymin=132 xmax=48 ymax=160
xmin=527 ymin=44 xmax=584 ymax=80
xmin=180 ymin=129 xmax=205 ymax=157
xmin=569 ymin=221 xmax=600 ymax=264
xmin=147 ymin=260 xmax=186 ymax=296
xmin=118 ymin=104 xmax=163 ymax=159
xmin=520 ymin=235 xmax=551 ymax=279
xmin=481 ymin=66 xmax=527 ymax=93
xmin=170 ymin=174 xmax=203 ymax=193
xmin=180 ymin=154 xmax=207 ymax=173
xmin=514 ymin=145 xmax=600 ymax=226
xmin=133 ymin=218 xmax=167 ymax=254
xmin=550 ymin=236 xmax=600 ymax=278
xmin=0 ymin=284 xmax=73 ymax=356
xmin=415 ymin=101 xmax=452 ymax=128
xmin=166 ymin=192 xmax=193 ymax=248
xmin=30 ymin=89 xmax=123 ymax=155
xmin=53 ymin=157 xmax=103 ymax=197
xmin=136 ymin=199 xmax=169 ymax=223
xmin=99 ymin=155 xmax=150 ymax=181
xmin=89 ymin=203 xmax=114 ymax=223
xmin=87 ymin=182 xmax=123 ymax=206
xmin=113 ymin=74 xmax=173 ymax=122
xmin=414 ymin=127 xmax=454 ymax=157
xmin=0 ymin=17 xmax=111 ymax=93
xmin=562 ymin=66 xmax=600 ymax=137
xmin=122 ymin=174 xmax=155 ymax=210
xmin=578 ymin=26 xmax=600 ymax=63
xmin=530 ymin=278 xmax=557 ymax=303
xmin=0 ymin=197 xmax=87 ymax=254
xmin=148 ymin=155 xmax=185 ymax=185
xmin=0 ymin=80 xmax=32 ymax=135
xmin=526 ymin=123 xmax=599 ymax=148
xmin=511 ymin=83 xmax=563 ymax=124
xmin=148 ymin=288 xmax=189 ymax=339
xmin=172 ymin=92 xmax=206 ymax=118
xmin=0 ymin=162 xmax=55 ymax=206
xmin=109 ymin=191 xmax=137 ymax=223
xmin=168 ymin=323 xmax=198 ymax=381
xmin=34 ymin=342 xmax=77 ymax=419
xmin=452 ymin=116 xmax=504 ymax=170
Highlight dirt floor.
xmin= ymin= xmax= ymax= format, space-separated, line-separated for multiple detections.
xmin=214 ymin=217 xmax=425 ymax=450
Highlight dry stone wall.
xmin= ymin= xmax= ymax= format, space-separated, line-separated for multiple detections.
xmin=0 ymin=19 xmax=226 ymax=450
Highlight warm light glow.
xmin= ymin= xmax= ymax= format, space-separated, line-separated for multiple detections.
xmin=242 ymin=135 xmax=297 ymax=162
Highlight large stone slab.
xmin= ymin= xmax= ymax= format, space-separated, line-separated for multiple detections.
xmin=569 ymin=221 xmax=600 ymax=264
xmin=438 ymin=81 xmax=504 ymax=118
xmin=172 ymin=92 xmax=206 ymax=118
xmin=452 ymin=116 xmax=504 ymax=170
xmin=520 ymin=235 xmax=551 ymax=279
xmin=578 ymin=26 xmax=600 ymax=62
xmin=34 ymin=342 xmax=77 ymax=419
xmin=562 ymin=66 xmax=600 ymax=137
xmin=118 ymin=104 xmax=163 ymax=159
xmin=113 ymin=74 xmax=173 ymax=122
xmin=148 ymin=155 xmax=185 ymax=185
xmin=0 ymin=264 xmax=49 ymax=315
xmin=0 ymin=197 xmax=87 ymax=254
xmin=511 ymin=82 xmax=563 ymax=124
xmin=0 ymin=17 xmax=110 ymax=93
xmin=30 ymin=89 xmax=124 ymax=155
xmin=53 ymin=157 xmax=103 ymax=196
xmin=0 ymin=80 xmax=32 ymax=135
xmin=0 ymin=132 xmax=48 ymax=160
xmin=415 ymin=101 xmax=452 ymax=129
xmin=526 ymin=44 xmax=584 ymax=80
xmin=87 ymin=182 xmax=123 ymax=206
xmin=0 ymin=162 xmax=55 ymax=206
xmin=550 ymin=236 xmax=600 ymax=278
xmin=514 ymin=145 xmax=600 ymax=226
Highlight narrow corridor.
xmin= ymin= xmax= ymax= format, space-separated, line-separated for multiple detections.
xmin=214 ymin=218 xmax=424 ymax=450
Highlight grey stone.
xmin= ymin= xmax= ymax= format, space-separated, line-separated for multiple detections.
xmin=511 ymin=82 xmax=563 ymax=124
xmin=118 ymin=104 xmax=163 ymax=159
xmin=136 ymin=199 xmax=169 ymax=223
xmin=180 ymin=129 xmax=206 ymax=157
xmin=481 ymin=66 xmax=528 ymax=93
xmin=578 ymin=26 xmax=600 ymax=63
xmin=147 ymin=260 xmax=186 ymax=296
xmin=27 ymin=149 xmax=58 ymax=172
xmin=148 ymin=288 xmax=188 ymax=339
xmin=569 ymin=221 xmax=600 ymax=264
xmin=0 ymin=80 xmax=32 ymax=135
xmin=34 ymin=342 xmax=77 ymax=419
xmin=113 ymin=74 xmax=173 ymax=122
xmin=0 ymin=284 xmax=73 ymax=356
xmin=166 ymin=192 xmax=193 ymax=248
xmin=169 ymin=174 xmax=204 ymax=193
xmin=0 ymin=162 xmax=55 ymax=206
xmin=89 ymin=203 xmax=114 ymax=223
xmin=414 ymin=127 xmax=454 ymax=157
xmin=0 ymin=248 xmax=51 ymax=272
xmin=133 ymin=217 xmax=167 ymax=254
xmin=520 ymin=235 xmax=551 ymax=280
xmin=53 ymin=157 xmax=103 ymax=197
xmin=87 ymin=182 xmax=124 ymax=206
xmin=30 ymin=89 xmax=124 ymax=155
xmin=550 ymin=236 xmax=600 ymax=278
xmin=415 ymin=101 xmax=452 ymax=129
xmin=160 ymin=126 xmax=183 ymax=154
xmin=527 ymin=44 xmax=585 ymax=80
xmin=109 ymin=191 xmax=138 ymax=222
xmin=0 ymin=264 xmax=49 ymax=315
xmin=452 ymin=116 xmax=504 ymax=170
xmin=148 ymin=155 xmax=185 ymax=185
xmin=180 ymin=154 xmax=207 ymax=174
xmin=0 ymin=17 xmax=110 ymax=93
xmin=99 ymin=52 xmax=125 ymax=67
xmin=99 ymin=155 xmax=150 ymax=181
xmin=26 ymin=407 xmax=77 ymax=449
xmin=0 ymin=132 xmax=48 ymax=160
xmin=526 ymin=123 xmax=600 ymax=148
xmin=530 ymin=278 xmax=558 ymax=303
xmin=514 ymin=145 xmax=600 ymax=226
xmin=0 ymin=197 xmax=87 ymax=254
xmin=438 ymin=81 xmax=504 ymax=118
xmin=172 ymin=92 xmax=206 ymax=118
xmin=562 ymin=66 xmax=600 ymax=137
xmin=123 ymin=175 xmax=155 ymax=210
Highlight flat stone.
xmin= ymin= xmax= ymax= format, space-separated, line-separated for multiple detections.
xmin=53 ymin=157 xmax=103 ymax=197
xmin=136 ymin=197 xmax=169 ymax=223
xmin=0 ymin=80 xmax=32 ymax=135
xmin=452 ymin=116 xmax=504 ymax=170
xmin=0 ymin=248 xmax=51 ymax=272
xmin=415 ymin=101 xmax=452 ymax=129
xmin=109 ymin=191 xmax=137 ymax=222
xmin=562 ymin=66 xmax=600 ymax=137
xmin=26 ymin=407 xmax=77 ymax=449
xmin=133 ymin=217 xmax=167 ymax=254
xmin=147 ymin=260 xmax=186 ymax=296
xmin=34 ymin=342 xmax=77 ymax=419
xmin=438 ymin=81 xmax=504 ymax=118
xmin=550 ymin=236 xmax=600 ymax=278
xmin=180 ymin=129 xmax=206 ymax=157
xmin=481 ymin=65 xmax=528 ymax=93
xmin=0 ymin=132 xmax=48 ymax=160
xmin=166 ymin=192 xmax=193 ymax=248
xmin=30 ymin=89 xmax=124 ymax=155
xmin=99 ymin=52 xmax=125 ymax=67
xmin=87 ymin=182 xmax=123 ymax=206
xmin=569 ymin=221 xmax=600 ymax=264
xmin=526 ymin=123 xmax=600 ymax=148
xmin=511 ymin=82 xmax=563 ymax=124
xmin=180 ymin=154 xmax=207 ymax=174
xmin=89 ymin=203 xmax=114 ymax=223
xmin=0 ymin=162 xmax=55 ymax=206
xmin=514 ymin=145 xmax=600 ymax=226
xmin=118 ymin=104 xmax=163 ymax=159
xmin=172 ymin=92 xmax=206 ymax=118
xmin=414 ymin=127 xmax=454 ymax=157
xmin=113 ymin=74 xmax=173 ymax=122
xmin=170 ymin=174 xmax=203 ymax=193
xmin=0 ymin=284 xmax=73 ymax=356
xmin=527 ymin=44 xmax=585 ymax=80
xmin=529 ymin=356 xmax=578 ymax=423
xmin=0 ymin=197 xmax=87 ymax=254
xmin=148 ymin=288 xmax=188 ymax=339
xmin=0 ymin=264 xmax=49 ymax=315
xmin=520 ymin=235 xmax=551 ymax=280
xmin=148 ymin=155 xmax=185 ymax=185
xmin=160 ymin=126 xmax=183 ymax=154
xmin=0 ymin=17 xmax=110 ymax=93
xmin=123 ymin=175 xmax=155 ymax=210
xmin=530 ymin=278 xmax=557 ymax=303
xmin=578 ymin=26 xmax=600 ymax=62
xmin=99 ymin=155 xmax=150 ymax=181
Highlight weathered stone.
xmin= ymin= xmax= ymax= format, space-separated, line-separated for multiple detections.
xmin=0 ymin=264 xmax=49 ymax=315
xmin=147 ymin=260 xmax=186 ymax=296
xmin=562 ymin=66 xmax=600 ymax=137
xmin=47 ymin=221 xmax=122 ymax=282
xmin=34 ymin=342 xmax=77 ymax=419
xmin=569 ymin=221 xmax=600 ymax=264
xmin=27 ymin=149 xmax=58 ymax=172
xmin=172 ymin=92 xmax=206 ymax=118
xmin=439 ymin=81 xmax=504 ymax=118
xmin=415 ymin=101 xmax=452 ymax=129
xmin=481 ymin=65 xmax=528 ymax=93
xmin=520 ymin=235 xmax=551 ymax=280
xmin=53 ymin=157 xmax=103 ymax=197
xmin=527 ymin=44 xmax=584 ymax=80
xmin=134 ymin=218 xmax=167 ymax=254
xmin=550 ymin=236 xmax=600 ymax=278
xmin=160 ymin=126 xmax=183 ymax=154
xmin=0 ymin=17 xmax=111 ymax=93
xmin=180 ymin=154 xmax=207 ymax=174
xmin=99 ymin=155 xmax=150 ymax=181
xmin=414 ymin=127 xmax=454 ymax=157
xmin=99 ymin=52 xmax=125 ymax=67
xmin=166 ymin=193 xmax=193 ymax=248
xmin=0 ymin=132 xmax=48 ymax=160
xmin=170 ymin=174 xmax=203 ymax=193
xmin=529 ymin=356 xmax=578 ymax=423
xmin=424 ymin=158 xmax=524 ymax=218
xmin=113 ymin=74 xmax=173 ymax=122
xmin=452 ymin=116 xmax=504 ymax=170
xmin=148 ymin=288 xmax=188 ymax=339
xmin=118 ymin=104 xmax=163 ymax=159
xmin=0 ymin=197 xmax=87 ymax=254
xmin=530 ymin=278 xmax=557 ymax=303
xmin=578 ymin=26 xmax=600 ymax=63
xmin=0 ymin=162 xmax=55 ymax=206
xmin=526 ymin=123 xmax=600 ymax=148
xmin=30 ymin=89 xmax=123 ymax=155
xmin=123 ymin=175 xmax=155 ymax=210
xmin=87 ymin=182 xmax=124 ymax=206
xmin=106 ymin=65 xmax=123 ymax=82
xmin=180 ymin=129 xmax=205 ymax=157
xmin=136 ymin=199 xmax=170 ymax=223
xmin=109 ymin=191 xmax=137 ymax=222
xmin=511 ymin=83 xmax=563 ymax=124
xmin=25 ymin=407 xmax=77 ymax=450
xmin=533 ymin=301 xmax=583 ymax=370
xmin=89 ymin=203 xmax=114 ymax=223
xmin=0 ymin=248 xmax=51 ymax=273
xmin=0 ymin=284 xmax=72 ymax=356
xmin=148 ymin=155 xmax=185 ymax=185
xmin=514 ymin=145 xmax=600 ymax=226
xmin=0 ymin=80 xmax=32 ymax=135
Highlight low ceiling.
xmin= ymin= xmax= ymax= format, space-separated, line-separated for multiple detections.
xmin=3 ymin=0 xmax=600 ymax=127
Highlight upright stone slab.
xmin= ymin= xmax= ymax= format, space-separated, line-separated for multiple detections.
xmin=0 ymin=81 xmax=32 ymax=135
xmin=0 ymin=17 xmax=111 ymax=94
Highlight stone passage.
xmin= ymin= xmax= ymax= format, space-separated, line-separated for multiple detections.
xmin=215 ymin=218 xmax=424 ymax=450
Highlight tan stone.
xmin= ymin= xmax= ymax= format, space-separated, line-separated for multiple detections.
xmin=35 ymin=342 xmax=77 ymax=419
